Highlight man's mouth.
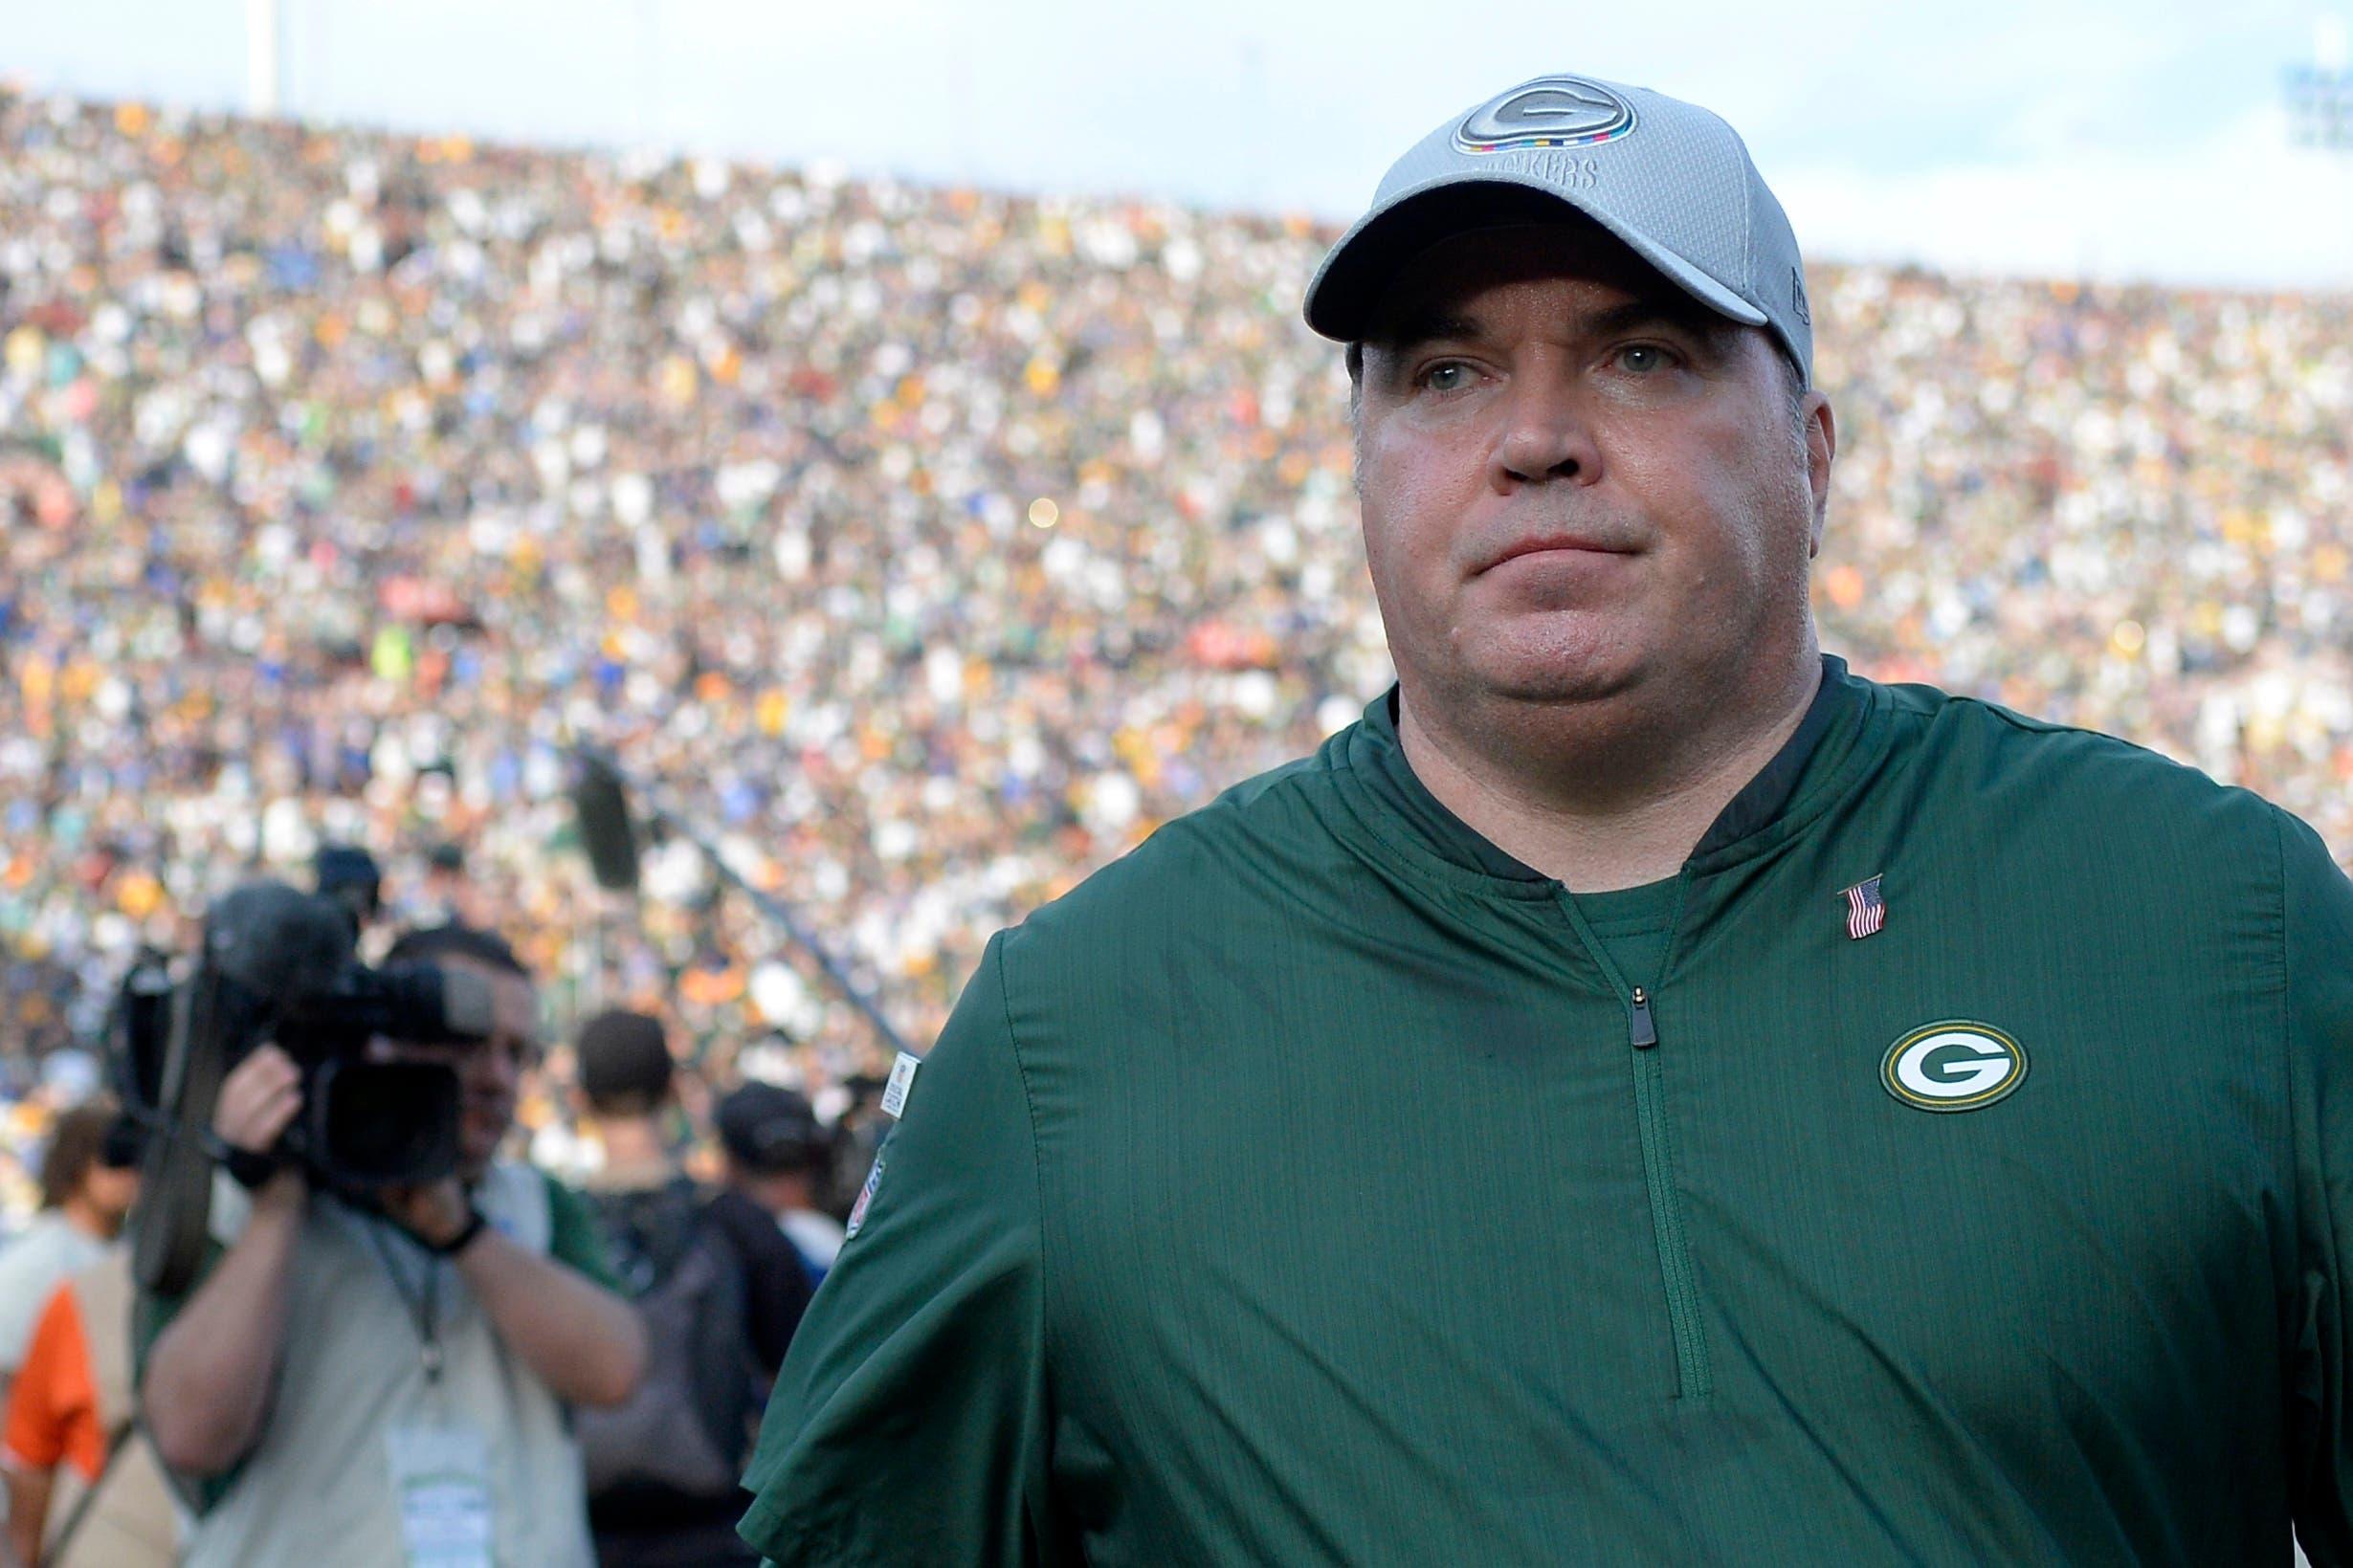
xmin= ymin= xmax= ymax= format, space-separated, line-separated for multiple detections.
xmin=1483 ymin=534 xmax=1637 ymax=572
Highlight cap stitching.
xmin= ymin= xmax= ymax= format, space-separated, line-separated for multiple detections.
xmin=1739 ymin=136 xmax=1755 ymax=310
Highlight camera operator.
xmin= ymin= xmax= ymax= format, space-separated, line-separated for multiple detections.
xmin=139 ymin=925 xmax=647 ymax=1568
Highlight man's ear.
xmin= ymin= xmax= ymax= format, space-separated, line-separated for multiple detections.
xmin=1803 ymin=392 xmax=1836 ymax=558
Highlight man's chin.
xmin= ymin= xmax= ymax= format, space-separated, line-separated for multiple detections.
xmin=1454 ymin=642 xmax=1646 ymax=708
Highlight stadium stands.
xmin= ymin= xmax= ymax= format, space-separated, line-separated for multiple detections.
xmin=0 ymin=90 xmax=2346 ymax=1204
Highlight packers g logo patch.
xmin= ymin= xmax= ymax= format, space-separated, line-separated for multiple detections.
xmin=1881 ymin=1022 xmax=2027 ymax=1113
xmin=1454 ymin=77 xmax=1637 ymax=153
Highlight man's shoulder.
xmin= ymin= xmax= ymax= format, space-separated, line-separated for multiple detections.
xmin=0 ymin=1217 xmax=50 ymax=1282
xmin=0 ymin=1212 xmax=75 ymax=1268
xmin=1872 ymin=675 xmax=2287 ymax=850
xmin=1008 ymin=740 xmax=1354 ymax=953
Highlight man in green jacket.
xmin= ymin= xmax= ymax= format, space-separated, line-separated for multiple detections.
xmin=741 ymin=72 xmax=2353 ymax=1566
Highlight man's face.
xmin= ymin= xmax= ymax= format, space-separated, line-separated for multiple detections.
xmin=1354 ymin=224 xmax=1830 ymax=727
xmin=371 ymin=955 xmax=540 ymax=1182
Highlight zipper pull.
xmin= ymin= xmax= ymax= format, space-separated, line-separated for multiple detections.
xmin=1629 ymin=987 xmax=1658 ymax=1049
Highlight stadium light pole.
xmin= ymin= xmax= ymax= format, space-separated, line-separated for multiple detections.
xmin=245 ymin=0 xmax=283 ymax=118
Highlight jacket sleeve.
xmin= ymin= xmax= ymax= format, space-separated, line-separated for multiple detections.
xmin=737 ymin=933 xmax=1072 ymax=1566
xmin=2282 ymin=810 xmax=2353 ymax=1562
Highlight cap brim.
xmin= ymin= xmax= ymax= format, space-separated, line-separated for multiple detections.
xmin=1303 ymin=176 xmax=1767 ymax=342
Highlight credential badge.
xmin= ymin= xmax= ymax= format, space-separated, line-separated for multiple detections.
xmin=881 ymin=1049 xmax=921 ymax=1118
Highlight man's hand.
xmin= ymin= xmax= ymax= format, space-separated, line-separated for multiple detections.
xmin=144 ymin=1045 xmax=315 ymax=1477
xmin=214 ymin=1044 xmax=303 ymax=1155
xmin=378 ymin=1179 xmax=473 ymax=1249
xmin=428 ymin=1187 xmax=648 ymax=1406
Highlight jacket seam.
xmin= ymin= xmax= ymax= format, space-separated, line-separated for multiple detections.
xmin=1654 ymin=873 xmax=1698 ymax=984
xmin=1946 ymin=695 xmax=2215 ymax=766
xmin=2273 ymin=808 xmax=2314 ymax=1312
xmin=990 ymin=932 xmax=1059 ymax=1552
xmin=991 ymin=936 xmax=1053 ymax=1376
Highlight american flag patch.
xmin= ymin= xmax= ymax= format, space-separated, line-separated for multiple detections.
xmin=1841 ymin=874 xmax=1887 ymax=940
xmin=845 ymin=1149 xmax=887 ymax=1240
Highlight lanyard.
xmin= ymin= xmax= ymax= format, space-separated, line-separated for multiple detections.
xmin=362 ymin=1217 xmax=447 ymax=1384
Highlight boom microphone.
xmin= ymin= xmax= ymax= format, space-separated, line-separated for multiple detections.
xmin=565 ymin=746 xmax=913 ymax=1058
xmin=568 ymin=749 xmax=644 ymax=893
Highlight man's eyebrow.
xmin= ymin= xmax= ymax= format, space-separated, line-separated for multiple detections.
xmin=1365 ymin=311 xmax=1486 ymax=354
xmin=1583 ymin=297 xmax=1735 ymax=347
xmin=1366 ymin=297 xmax=1736 ymax=358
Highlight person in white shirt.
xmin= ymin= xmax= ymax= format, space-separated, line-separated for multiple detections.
xmin=0 ymin=1103 xmax=138 ymax=1397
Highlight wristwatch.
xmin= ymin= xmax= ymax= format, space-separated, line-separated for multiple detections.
xmin=221 ymin=1144 xmax=282 ymax=1192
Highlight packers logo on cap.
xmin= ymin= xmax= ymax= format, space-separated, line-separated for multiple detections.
xmin=1880 ymin=1022 xmax=2028 ymax=1113
xmin=1455 ymin=77 xmax=1637 ymax=154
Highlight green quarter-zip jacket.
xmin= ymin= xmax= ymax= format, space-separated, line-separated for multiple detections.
xmin=740 ymin=659 xmax=2353 ymax=1566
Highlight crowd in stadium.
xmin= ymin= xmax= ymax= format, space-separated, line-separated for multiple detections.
xmin=0 ymin=87 xmax=2347 ymax=1217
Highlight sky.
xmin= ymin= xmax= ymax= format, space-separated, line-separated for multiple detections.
xmin=6 ymin=0 xmax=2353 ymax=290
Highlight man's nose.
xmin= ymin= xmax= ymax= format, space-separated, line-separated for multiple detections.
xmin=1491 ymin=371 xmax=1600 ymax=489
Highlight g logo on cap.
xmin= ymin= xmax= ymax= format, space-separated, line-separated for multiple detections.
xmin=1455 ymin=77 xmax=1637 ymax=154
xmin=1880 ymin=1022 xmax=2028 ymax=1113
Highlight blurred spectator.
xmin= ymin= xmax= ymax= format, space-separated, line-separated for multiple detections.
xmin=571 ymin=1008 xmax=810 ymax=1568
xmin=418 ymin=842 xmax=478 ymax=929
xmin=716 ymin=1081 xmax=842 ymax=1288
xmin=0 ymin=1105 xmax=137 ymax=1394
xmin=3 ymin=1248 xmax=179 ymax=1567
xmin=310 ymin=844 xmax=384 ymax=936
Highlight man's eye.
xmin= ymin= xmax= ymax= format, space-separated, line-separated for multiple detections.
xmin=1422 ymin=363 xmax=1472 ymax=392
xmin=1618 ymin=344 xmax=1673 ymax=373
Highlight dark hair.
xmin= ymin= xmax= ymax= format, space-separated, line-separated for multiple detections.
xmin=574 ymin=1008 xmax=674 ymax=1116
xmin=383 ymin=923 xmax=529 ymax=979
xmin=314 ymin=844 xmax=383 ymax=929
xmin=39 ymin=1100 xmax=122 ymax=1210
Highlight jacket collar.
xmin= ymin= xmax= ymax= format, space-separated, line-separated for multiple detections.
xmin=1342 ymin=655 xmax=1866 ymax=885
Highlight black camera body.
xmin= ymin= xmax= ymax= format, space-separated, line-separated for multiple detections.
xmin=119 ymin=880 xmax=498 ymax=1294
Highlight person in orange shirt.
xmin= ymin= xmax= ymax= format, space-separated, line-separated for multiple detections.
xmin=3 ymin=1250 xmax=179 ymax=1567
